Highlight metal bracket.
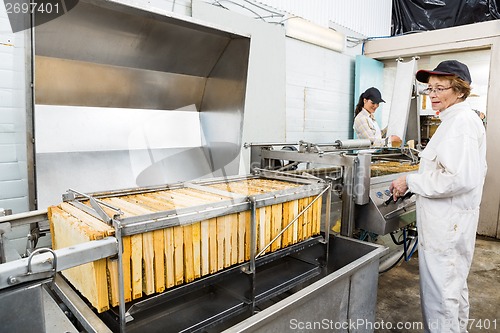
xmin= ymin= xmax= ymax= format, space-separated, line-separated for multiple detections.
xmin=0 ymin=209 xmax=13 ymax=217
xmin=63 ymin=189 xmax=123 ymax=224
xmin=8 ymin=248 xmax=57 ymax=286
xmin=240 ymin=263 xmax=252 ymax=275
xmin=299 ymin=140 xmax=322 ymax=154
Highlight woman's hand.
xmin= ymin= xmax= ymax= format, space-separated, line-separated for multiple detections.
xmin=389 ymin=135 xmax=402 ymax=148
xmin=389 ymin=135 xmax=401 ymax=142
xmin=390 ymin=175 xmax=408 ymax=201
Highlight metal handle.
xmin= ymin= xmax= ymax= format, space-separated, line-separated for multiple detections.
xmin=8 ymin=248 xmax=57 ymax=285
xmin=27 ymin=248 xmax=57 ymax=274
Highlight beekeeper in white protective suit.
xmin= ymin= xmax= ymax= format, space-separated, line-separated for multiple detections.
xmin=390 ymin=60 xmax=487 ymax=333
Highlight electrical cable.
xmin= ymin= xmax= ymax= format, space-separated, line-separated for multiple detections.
xmin=276 ymin=15 xmax=301 ymax=25
xmin=242 ymin=0 xmax=284 ymax=16
xmin=211 ymin=0 xmax=229 ymax=10
xmin=212 ymin=0 xmax=284 ymax=22
xmin=215 ymin=0 xmax=267 ymax=21
xmin=346 ymin=36 xmax=367 ymax=48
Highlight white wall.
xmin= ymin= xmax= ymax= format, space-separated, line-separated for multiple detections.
xmin=0 ymin=7 xmax=29 ymax=214
xmin=285 ymin=38 xmax=354 ymax=143
xmin=257 ymin=0 xmax=392 ymax=37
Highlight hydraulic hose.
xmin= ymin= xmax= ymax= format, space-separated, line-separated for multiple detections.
xmin=379 ymin=232 xmax=418 ymax=273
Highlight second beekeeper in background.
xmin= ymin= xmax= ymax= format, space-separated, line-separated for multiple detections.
xmin=353 ymin=87 xmax=400 ymax=147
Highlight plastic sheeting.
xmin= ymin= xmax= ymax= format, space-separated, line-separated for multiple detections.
xmin=392 ymin=0 xmax=500 ymax=35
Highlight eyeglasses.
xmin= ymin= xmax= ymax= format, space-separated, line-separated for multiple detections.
xmin=422 ymin=86 xmax=453 ymax=95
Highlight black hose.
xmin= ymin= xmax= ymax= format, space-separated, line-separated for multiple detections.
xmin=390 ymin=231 xmax=405 ymax=245
xmin=380 ymin=232 xmax=414 ymax=274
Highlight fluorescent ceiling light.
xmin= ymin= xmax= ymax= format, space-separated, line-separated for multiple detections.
xmin=286 ymin=17 xmax=345 ymax=52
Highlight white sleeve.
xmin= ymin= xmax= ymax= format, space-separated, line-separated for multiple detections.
xmin=407 ymin=134 xmax=483 ymax=198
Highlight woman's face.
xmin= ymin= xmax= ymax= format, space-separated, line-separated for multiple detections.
xmin=363 ymin=99 xmax=379 ymax=114
xmin=427 ymin=76 xmax=462 ymax=112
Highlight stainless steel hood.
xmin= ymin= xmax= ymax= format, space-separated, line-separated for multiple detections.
xmin=34 ymin=0 xmax=250 ymax=109
xmin=33 ymin=0 xmax=251 ymax=207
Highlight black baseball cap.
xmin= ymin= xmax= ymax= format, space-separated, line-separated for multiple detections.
xmin=362 ymin=87 xmax=385 ymax=103
xmin=416 ymin=60 xmax=472 ymax=84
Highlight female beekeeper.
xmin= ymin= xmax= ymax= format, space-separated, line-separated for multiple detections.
xmin=390 ymin=60 xmax=487 ymax=333
xmin=353 ymin=87 xmax=400 ymax=147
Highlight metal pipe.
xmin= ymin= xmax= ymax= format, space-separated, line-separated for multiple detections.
xmin=28 ymin=10 xmax=37 ymax=211
xmin=113 ymin=219 xmax=127 ymax=333
xmin=249 ymin=196 xmax=257 ymax=313
xmin=334 ymin=139 xmax=371 ymax=149
xmin=253 ymin=167 xmax=323 ymax=182
xmin=340 ymin=157 xmax=356 ymax=237
xmin=324 ymin=184 xmax=332 ymax=265
xmin=0 ymin=233 xmax=5 ymax=264
xmin=244 ymin=142 xmax=298 ymax=148
xmin=246 ymin=140 xmax=370 ymax=150
xmin=0 ymin=209 xmax=48 ymax=227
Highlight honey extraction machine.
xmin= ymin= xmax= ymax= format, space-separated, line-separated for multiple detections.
xmin=0 ymin=173 xmax=387 ymax=333
xmin=248 ymin=140 xmax=420 ymax=272
xmin=0 ymin=139 xmax=417 ymax=333
xmin=0 ymin=0 xmax=388 ymax=332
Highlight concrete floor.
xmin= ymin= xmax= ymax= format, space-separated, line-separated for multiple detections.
xmin=375 ymin=236 xmax=500 ymax=332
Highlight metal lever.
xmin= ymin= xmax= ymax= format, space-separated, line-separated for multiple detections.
xmin=383 ymin=195 xmax=394 ymax=206
xmin=384 ymin=191 xmax=414 ymax=205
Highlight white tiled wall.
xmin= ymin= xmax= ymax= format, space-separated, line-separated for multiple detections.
xmin=285 ymin=38 xmax=354 ymax=143
xmin=0 ymin=7 xmax=28 ymax=214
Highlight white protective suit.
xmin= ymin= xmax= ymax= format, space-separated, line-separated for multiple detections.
xmin=406 ymin=101 xmax=487 ymax=333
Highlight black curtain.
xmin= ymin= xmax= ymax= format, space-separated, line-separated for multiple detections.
xmin=392 ymin=0 xmax=500 ymax=36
